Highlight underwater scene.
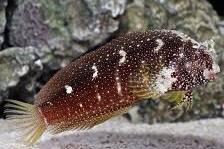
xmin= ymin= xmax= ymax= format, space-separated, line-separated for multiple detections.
xmin=0 ymin=0 xmax=224 ymax=148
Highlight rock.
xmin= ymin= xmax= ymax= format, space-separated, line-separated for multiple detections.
xmin=0 ymin=47 xmax=43 ymax=104
xmin=7 ymin=0 xmax=126 ymax=69
xmin=0 ymin=0 xmax=7 ymax=47
xmin=218 ymin=21 xmax=224 ymax=36
xmin=120 ymin=4 xmax=150 ymax=31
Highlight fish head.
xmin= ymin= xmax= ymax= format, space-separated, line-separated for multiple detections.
xmin=181 ymin=39 xmax=220 ymax=89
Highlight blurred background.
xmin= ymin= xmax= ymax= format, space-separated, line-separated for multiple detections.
xmin=0 ymin=0 xmax=223 ymax=125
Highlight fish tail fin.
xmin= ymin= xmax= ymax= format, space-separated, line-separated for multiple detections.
xmin=4 ymin=99 xmax=46 ymax=145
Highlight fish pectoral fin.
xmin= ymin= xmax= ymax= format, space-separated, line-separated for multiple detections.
xmin=161 ymin=90 xmax=193 ymax=111
xmin=160 ymin=90 xmax=186 ymax=103
xmin=128 ymin=65 xmax=159 ymax=99
xmin=49 ymin=106 xmax=131 ymax=134
xmin=171 ymin=91 xmax=193 ymax=111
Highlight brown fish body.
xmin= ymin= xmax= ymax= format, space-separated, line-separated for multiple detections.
xmin=36 ymin=31 xmax=186 ymax=128
xmin=5 ymin=30 xmax=220 ymax=144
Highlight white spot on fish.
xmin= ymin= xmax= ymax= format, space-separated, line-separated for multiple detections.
xmin=79 ymin=103 xmax=83 ymax=108
xmin=115 ymin=76 xmax=122 ymax=96
xmin=179 ymin=53 xmax=184 ymax=58
xmin=154 ymin=39 xmax=164 ymax=52
xmin=65 ymin=85 xmax=73 ymax=94
xmin=119 ymin=50 xmax=127 ymax=65
xmin=47 ymin=101 xmax=53 ymax=106
xmin=97 ymin=92 xmax=102 ymax=102
xmin=92 ymin=64 xmax=98 ymax=80
xmin=153 ymin=66 xmax=177 ymax=94
xmin=192 ymin=44 xmax=201 ymax=49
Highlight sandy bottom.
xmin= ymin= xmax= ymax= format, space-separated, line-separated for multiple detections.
xmin=0 ymin=117 xmax=224 ymax=149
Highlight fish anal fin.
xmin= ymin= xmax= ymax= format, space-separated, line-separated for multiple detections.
xmin=49 ymin=106 xmax=130 ymax=134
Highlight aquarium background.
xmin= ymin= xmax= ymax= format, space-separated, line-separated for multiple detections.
xmin=0 ymin=0 xmax=223 ymax=125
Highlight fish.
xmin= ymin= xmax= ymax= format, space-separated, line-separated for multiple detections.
xmin=4 ymin=30 xmax=220 ymax=145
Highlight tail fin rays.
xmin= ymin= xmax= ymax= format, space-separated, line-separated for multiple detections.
xmin=4 ymin=99 xmax=46 ymax=145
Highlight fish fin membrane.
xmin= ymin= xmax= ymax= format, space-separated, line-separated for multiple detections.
xmin=160 ymin=90 xmax=193 ymax=110
xmin=4 ymin=99 xmax=46 ymax=145
xmin=160 ymin=90 xmax=186 ymax=103
xmin=49 ymin=106 xmax=130 ymax=134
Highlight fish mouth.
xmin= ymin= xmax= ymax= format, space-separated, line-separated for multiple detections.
xmin=203 ymin=39 xmax=220 ymax=81
xmin=203 ymin=68 xmax=219 ymax=81
xmin=208 ymin=73 xmax=218 ymax=81
xmin=210 ymin=62 xmax=220 ymax=81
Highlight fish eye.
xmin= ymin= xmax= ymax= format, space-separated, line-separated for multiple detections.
xmin=202 ymin=53 xmax=208 ymax=58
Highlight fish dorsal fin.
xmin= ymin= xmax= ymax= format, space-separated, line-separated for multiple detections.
xmin=128 ymin=64 xmax=159 ymax=99
xmin=49 ymin=106 xmax=130 ymax=134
